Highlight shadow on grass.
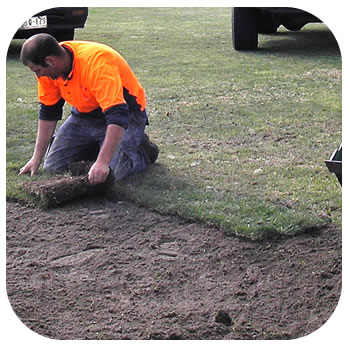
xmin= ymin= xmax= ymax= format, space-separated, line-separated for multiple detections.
xmin=243 ymin=27 xmax=341 ymax=58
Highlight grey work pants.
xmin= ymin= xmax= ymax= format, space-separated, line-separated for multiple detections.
xmin=43 ymin=109 xmax=151 ymax=181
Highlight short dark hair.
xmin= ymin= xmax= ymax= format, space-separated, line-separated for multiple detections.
xmin=20 ymin=33 xmax=63 ymax=67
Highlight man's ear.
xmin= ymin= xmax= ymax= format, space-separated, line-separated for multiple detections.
xmin=44 ymin=56 xmax=56 ymax=67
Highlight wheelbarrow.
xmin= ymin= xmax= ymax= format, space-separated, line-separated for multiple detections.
xmin=325 ymin=144 xmax=342 ymax=186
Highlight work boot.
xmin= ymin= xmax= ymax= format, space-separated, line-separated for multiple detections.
xmin=140 ymin=134 xmax=159 ymax=163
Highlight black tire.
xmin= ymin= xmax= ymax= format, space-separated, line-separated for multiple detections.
xmin=232 ymin=8 xmax=258 ymax=50
xmin=54 ymin=29 xmax=75 ymax=42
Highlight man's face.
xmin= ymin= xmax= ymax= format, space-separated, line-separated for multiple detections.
xmin=27 ymin=59 xmax=61 ymax=80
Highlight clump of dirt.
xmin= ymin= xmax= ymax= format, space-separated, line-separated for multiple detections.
xmin=215 ymin=310 xmax=232 ymax=326
xmin=6 ymin=197 xmax=341 ymax=340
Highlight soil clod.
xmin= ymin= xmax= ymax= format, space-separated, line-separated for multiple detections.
xmin=215 ymin=310 xmax=232 ymax=327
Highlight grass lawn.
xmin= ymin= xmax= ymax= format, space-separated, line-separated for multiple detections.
xmin=6 ymin=8 xmax=342 ymax=240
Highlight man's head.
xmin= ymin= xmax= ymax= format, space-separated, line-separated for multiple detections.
xmin=20 ymin=33 xmax=70 ymax=79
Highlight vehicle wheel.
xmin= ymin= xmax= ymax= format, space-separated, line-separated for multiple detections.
xmin=54 ymin=29 xmax=75 ymax=42
xmin=232 ymin=8 xmax=258 ymax=50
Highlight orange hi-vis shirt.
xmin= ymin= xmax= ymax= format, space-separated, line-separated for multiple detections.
xmin=37 ymin=41 xmax=146 ymax=127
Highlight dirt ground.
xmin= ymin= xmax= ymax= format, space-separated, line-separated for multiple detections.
xmin=6 ymin=196 xmax=341 ymax=340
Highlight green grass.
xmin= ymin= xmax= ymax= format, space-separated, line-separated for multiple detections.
xmin=6 ymin=8 xmax=342 ymax=240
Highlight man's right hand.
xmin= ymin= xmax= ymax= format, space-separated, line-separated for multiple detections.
xmin=19 ymin=158 xmax=41 ymax=176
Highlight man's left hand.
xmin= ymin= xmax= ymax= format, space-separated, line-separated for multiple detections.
xmin=88 ymin=161 xmax=110 ymax=185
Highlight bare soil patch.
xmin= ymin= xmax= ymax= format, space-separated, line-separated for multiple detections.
xmin=6 ymin=197 xmax=341 ymax=340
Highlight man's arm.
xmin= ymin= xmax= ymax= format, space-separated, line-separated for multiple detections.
xmin=88 ymin=124 xmax=125 ymax=184
xmin=19 ymin=120 xmax=57 ymax=176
